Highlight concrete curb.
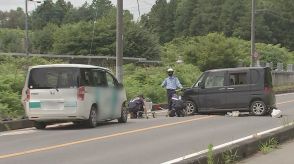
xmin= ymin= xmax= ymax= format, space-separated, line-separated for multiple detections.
xmin=176 ymin=125 xmax=294 ymax=164
xmin=0 ymin=120 xmax=34 ymax=132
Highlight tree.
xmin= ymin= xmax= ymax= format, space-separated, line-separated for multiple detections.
xmin=32 ymin=23 xmax=58 ymax=53
xmin=189 ymin=0 xmax=224 ymax=36
xmin=124 ymin=23 xmax=161 ymax=60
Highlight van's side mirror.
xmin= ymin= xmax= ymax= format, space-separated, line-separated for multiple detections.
xmin=198 ymin=82 xmax=205 ymax=89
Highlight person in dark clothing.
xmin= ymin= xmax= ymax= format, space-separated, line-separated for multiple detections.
xmin=128 ymin=95 xmax=146 ymax=119
xmin=161 ymin=68 xmax=183 ymax=111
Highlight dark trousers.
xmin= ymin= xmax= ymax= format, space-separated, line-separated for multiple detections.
xmin=167 ymin=89 xmax=176 ymax=111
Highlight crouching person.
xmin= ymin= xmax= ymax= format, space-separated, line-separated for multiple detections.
xmin=169 ymin=94 xmax=186 ymax=117
xmin=128 ymin=95 xmax=146 ymax=119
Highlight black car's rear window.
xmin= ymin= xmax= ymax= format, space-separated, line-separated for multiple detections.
xmin=264 ymin=67 xmax=273 ymax=88
xmin=28 ymin=67 xmax=79 ymax=89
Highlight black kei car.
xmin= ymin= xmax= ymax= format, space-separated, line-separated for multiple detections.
xmin=182 ymin=67 xmax=276 ymax=116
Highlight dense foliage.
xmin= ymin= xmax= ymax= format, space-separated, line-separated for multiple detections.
xmin=162 ymin=33 xmax=293 ymax=71
xmin=142 ymin=0 xmax=294 ymax=51
xmin=0 ymin=0 xmax=161 ymax=60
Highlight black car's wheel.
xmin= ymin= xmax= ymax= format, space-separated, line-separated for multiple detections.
xmin=118 ymin=105 xmax=128 ymax=123
xmin=34 ymin=122 xmax=47 ymax=130
xmin=185 ymin=100 xmax=197 ymax=115
xmin=250 ymin=100 xmax=267 ymax=116
xmin=86 ymin=106 xmax=97 ymax=128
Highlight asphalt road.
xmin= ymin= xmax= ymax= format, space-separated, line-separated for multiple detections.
xmin=0 ymin=93 xmax=294 ymax=164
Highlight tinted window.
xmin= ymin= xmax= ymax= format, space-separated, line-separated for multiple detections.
xmin=80 ymin=69 xmax=94 ymax=86
xmin=265 ymin=68 xmax=273 ymax=88
xmin=229 ymin=73 xmax=247 ymax=85
xmin=28 ymin=67 xmax=79 ymax=89
xmin=106 ymin=72 xmax=117 ymax=88
xmin=204 ymin=72 xmax=225 ymax=88
xmin=193 ymin=73 xmax=205 ymax=87
xmin=92 ymin=70 xmax=107 ymax=87
xmin=250 ymin=69 xmax=260 ymax=84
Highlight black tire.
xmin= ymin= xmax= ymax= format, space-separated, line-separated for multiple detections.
xmin=185 ymin=100 xmax=197 ymax=115
xmin=34 ymin=122 xmax=46 ymax=130
xmin=86 ymin=106 xmax=97 ymax=128
xmin=168 ymin=110 xmax=176 ymax=117
xmin=118 ymin=105 xmax=128 ymax=123
xmin=250 ymin=100 xmax=267 ymax=116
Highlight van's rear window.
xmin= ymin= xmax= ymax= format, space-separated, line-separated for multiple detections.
xmin=28 ymin=67 xmax=79 ymax=89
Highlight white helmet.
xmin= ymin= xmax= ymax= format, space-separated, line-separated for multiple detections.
xmin=167 ymin=68 xmax=174 ymax=72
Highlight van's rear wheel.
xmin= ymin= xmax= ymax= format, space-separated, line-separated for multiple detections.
xmin=86 ymin=106 xmax=97 ymax=128
xmin=185 ymin=100 xmax=197 ymax=115
xmin=250 ymin=101 xmax=267 ymax=116
xmin=118 ymin=105 xmax=128 ymax=123
xmin=34 ymin=122 xmax=46 ymax=129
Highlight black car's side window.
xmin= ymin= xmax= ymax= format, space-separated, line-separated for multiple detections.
xmin=229 ymin=73 xmax=247 ymax=85
xmin=204 ymin=72 xmax=225 ymax=88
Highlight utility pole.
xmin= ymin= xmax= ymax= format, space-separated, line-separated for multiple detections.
xmin=116 ymin=0 xmax=123 ymax=83
xmin=25 ymin=0 xmax=29 ymax=56
xmin=251 ymin=0 xmax=256 ymax=67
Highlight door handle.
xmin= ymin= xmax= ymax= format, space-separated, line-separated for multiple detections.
xmin=218 ymin=88 xmax=226 ymax=90
xmin=227 ymin=87 xmax=235 ymax=90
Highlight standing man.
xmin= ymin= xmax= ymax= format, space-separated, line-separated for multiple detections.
xmin=161 ymin=68 xmax=183 ymax=111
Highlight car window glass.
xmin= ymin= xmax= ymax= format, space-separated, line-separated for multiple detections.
xmin=80 ymin=69 xmax=93 ymax=86
xmin=204 ymin=72 xmax=224 ymax=88
xmin=250 ymin=70 xmax=260 ymax=84
xmin=106 ymin=73 xmax=115 ymax=88
xmin=92 ymin=70 xmax=107 ymax=87
xmin=194 ymin=73 xmax=205 ymax=87
xmin=28 ymin=68 xmax=78 ymax=89
xmin=229 ymin=73 xmax=247 ymax=85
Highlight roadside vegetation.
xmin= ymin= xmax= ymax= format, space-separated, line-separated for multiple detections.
xmin=259 ymin=137 xmax=279 ymax=154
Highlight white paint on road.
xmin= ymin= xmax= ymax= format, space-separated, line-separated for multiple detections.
xmin=0 ymin=129 xmax=36 ymax=137
xmin=276 ymin=92 xmax=294 ymax=97
xmin=162 ymin=122 xmax=294 ymax=164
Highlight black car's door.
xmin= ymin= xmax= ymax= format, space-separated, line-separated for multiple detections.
xmin=197 ymin=71 xmax=227 ymax=111
xmin=224 ymin=70 xmax=250 ymax=110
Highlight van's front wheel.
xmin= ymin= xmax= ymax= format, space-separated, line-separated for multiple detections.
xmin=118 ymin=105 xmax=128 ymax=123
xmin=34 ymin=122 xmax=47 ymax=130
xmin=250 ymin=101 xmax=267 ymax=116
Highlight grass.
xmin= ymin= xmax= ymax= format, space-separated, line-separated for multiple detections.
xmin=259 ymin=137 xmax=279 ymax=154
xmin=207 ymin=144 xmax=214 ymax=164
xmin=222 ymin=149 xmax=239 ymax=164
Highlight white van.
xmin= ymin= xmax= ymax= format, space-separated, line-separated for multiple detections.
xmin=21 ymin=64 xmax=128 ymax=129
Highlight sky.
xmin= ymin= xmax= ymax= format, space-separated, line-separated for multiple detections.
xmin=0 ymin=0 xmax=156 ymax=20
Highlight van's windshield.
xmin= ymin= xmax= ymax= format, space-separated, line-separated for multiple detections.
xmin=28 ymin=67 xmax=79 ymax=89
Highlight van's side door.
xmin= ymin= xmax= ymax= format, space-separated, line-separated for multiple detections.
xmin=197 ymin=71 xmax=227 ymax=111
xmin=105 ymin=72 xmax=121 ymax=119
xmin=92 ymin=69 xmax=110 ymax=120
xmin=224 ymin=70 xmax=250 ymax=110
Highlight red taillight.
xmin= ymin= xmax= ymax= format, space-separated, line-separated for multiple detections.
xmin=264 ymin=86 xmax=271 ymax=94
xmin=26 ymin=89 xmax=30 ymax=101
xmin=77 ymin=86 xmax=85 ymax=101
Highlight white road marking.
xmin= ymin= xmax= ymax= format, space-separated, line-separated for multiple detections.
xmin=0 ymin=130 xmax=36 ymax=137
xmin=162 ymin=122 xmax=294 ymax=164
xmin=276 ymin=92 xmax=294 ymax=97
